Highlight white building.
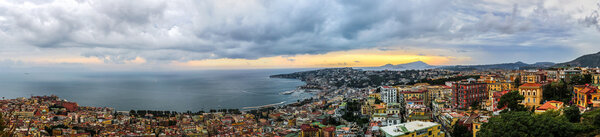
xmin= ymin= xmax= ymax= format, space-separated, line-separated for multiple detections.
xmin=380 ymin=121 xmax=444 ymax=137
xmin=380 ymin=86 xmax=398 ymax=104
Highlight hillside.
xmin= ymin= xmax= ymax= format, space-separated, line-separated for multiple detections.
xmin=556 ymin=52 xmax=600 ymax=67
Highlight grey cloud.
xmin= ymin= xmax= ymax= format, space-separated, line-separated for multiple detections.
xmin=459 ymin=4 xmax=533 ymax=34
xmin=82 ymin=50 xmax=138 ymax=64
xmin=581 ymin=3 xmax=600 ymax=31
xmin=0 ymin=0 xmax=591 ymax=64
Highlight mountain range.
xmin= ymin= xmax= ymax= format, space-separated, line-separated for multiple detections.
xmin=439 ymin=61 xmax=556 ymax=71
xmin=360 ymin=61 xmax=557 ymax=71
xmin=359 ymin=61 xmax=436 ymax=71
xmin=360 ymin=51 xmax=600 ymax=71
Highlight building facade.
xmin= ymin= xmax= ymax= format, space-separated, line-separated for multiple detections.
xmin=574 ymin=85 xmax=600 ymax=109
xmin=381 ymin=86 xmax=398 ymax=104
xmin=402 ymin=90 xmax=427 ymax=106
xmin=452 ymin=81 xmax=488 ymax=109
xmin=518 ymin=83 xmax=544 ymax=108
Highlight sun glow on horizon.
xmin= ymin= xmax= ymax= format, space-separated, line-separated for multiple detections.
xmin=174 ymin=48 xmax=471 ymax=69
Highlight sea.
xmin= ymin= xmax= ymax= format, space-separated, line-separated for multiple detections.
xmin=0 ymin=69 xmax=315 ymax=112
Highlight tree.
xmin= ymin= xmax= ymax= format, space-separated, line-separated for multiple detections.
xmin=0 ymin=116 xmax=6 ymax=137
xmin=595 ymin=115 xmax=600 ymax=128
xmin=542 ymin=80 xmax=571 ymax=103
xmin=451 ymin=123 xmax=472 ymax=137
xmin=478 ymin=111 xmax=589 ymax=137
xmin=570 ymin=74 xmax=592 ymax=85
xmin=374 ymin=98 xmax=383 ymax=104
xmin=470 ymin=100 xmax=480 ymax=110
xmin=514 ymin=77 xmax=521 ymax=88
xmin=564 ymin=105 xmax=581 ymax=123
xmin=497 ymin=91 xmax=526 ymax=111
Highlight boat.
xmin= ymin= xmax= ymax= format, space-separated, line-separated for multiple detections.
xmin=280 ymin=90 xmax=295 ymax=95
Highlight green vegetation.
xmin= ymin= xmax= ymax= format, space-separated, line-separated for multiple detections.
xmin=564 ymin=105 xmax=581 ymax=123
xmin=580 ymin=109 xmax=600 ymax=136
xmin=514 ymin=77 xmax=521 ymax=88
xmin=451 ymin=123 xmax=472 ymax=137
xmin=497 ymin=91 xmax=526 ymax=111
xmin=478 ymin=111 xmax=592 ymax=137
xmin=571 ymin=74 xmax=592 ymax=85
xmin=0 ymin=115 xmax=6 ymax=137
xmin=374 ymin=98 xmax=383 ymax=104
xmin=542 ymin=80 xmax=572 ymax=103
xmin=341 ymin=101 xmax=369 ymax=125
xmin=470 ymin=100 xmax=480 ymax=110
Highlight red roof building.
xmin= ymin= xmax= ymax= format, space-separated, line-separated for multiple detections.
xmin=535 ymin=100 xmax=564 ymax=114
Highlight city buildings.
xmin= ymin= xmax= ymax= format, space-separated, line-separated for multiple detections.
xmin=485 ymin=90 xmax=509 ymax=111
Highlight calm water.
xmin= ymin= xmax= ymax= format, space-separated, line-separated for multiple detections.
xmin=0 ymin=69 xmax=314 ymax=112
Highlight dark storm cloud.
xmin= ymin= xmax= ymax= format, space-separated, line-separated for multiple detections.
xmin=0 ymin=0 xmax=596 ymax=64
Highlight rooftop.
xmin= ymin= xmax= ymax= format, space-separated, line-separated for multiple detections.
xmin=519 ymin=83 xmax=543 ymax=88
xmin=380 ymin=121 xmax=439 ymax=136
xmin=536 ymin=100 xmax=564 ymax=110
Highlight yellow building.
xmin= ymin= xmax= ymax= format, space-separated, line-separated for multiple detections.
xmin=426 ymin=85 xmax=452 ymax=101
xmin=402 ymin=90 xmax=427 ymax=105
xmin=374 ymin=104 xmax=387 ymax=114
xmin=520 ymin=71 xmax=544 ymax=84
xmin=369 ymin=93 xmax=381 ymax=100
xmin=593 ymin=73 xmax=600 ymax=85
xmin=386 ymin=103 xmax=403 ymax=115
xmin=487 ymin=82 xmax=512 ymax=92
xmin=574 ymin=85 xmax=600 ymax=108
xmin=361 ymin=102 xmax=374 ymax=115
xmin=518 ymin=83 xmax=544 ymax=108
xmin=473 ymin=122 xmax=482 ymax=137
xmin=380 ymin=121 xmax=445 ymax=137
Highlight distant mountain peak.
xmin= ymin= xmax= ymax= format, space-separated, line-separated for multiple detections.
xmin=514 ymin=61 xmax=526 ymax=65
xmin=382 ymin=64 xmax=394 ymax=67
xmin=363 ymin=61 xmax=435 ymax=70
xmin=407 ymin=61 xmax=427 ymax=64
xmin=379 ymin=61 xmax=430 ymax=67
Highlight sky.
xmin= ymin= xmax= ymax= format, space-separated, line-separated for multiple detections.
xmin=1 ymin=0 xmax=600 ymax=70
